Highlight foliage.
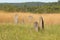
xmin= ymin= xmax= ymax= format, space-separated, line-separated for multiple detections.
xmin=0 ymin=2 xmax=60 ymax=13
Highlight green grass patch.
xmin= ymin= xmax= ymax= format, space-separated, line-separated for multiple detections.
xmin=0 ymin=24 xmax=60 ymax=40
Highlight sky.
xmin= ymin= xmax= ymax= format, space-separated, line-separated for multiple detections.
xmin=0 ymin=0 xmax=58 ymax=3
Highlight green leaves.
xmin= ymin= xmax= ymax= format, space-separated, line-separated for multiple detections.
xmin=0 ymin=2 xmax=60 ymax=13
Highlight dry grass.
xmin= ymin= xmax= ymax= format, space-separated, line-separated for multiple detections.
xmin=0 ymin=11 xmax=60 ymax=40
xmin=0 ymin=11 xmax=60 ymax=25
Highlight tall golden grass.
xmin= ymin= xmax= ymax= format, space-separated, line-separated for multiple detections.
xmin=0 ymin=11 xmax=60 ymax=25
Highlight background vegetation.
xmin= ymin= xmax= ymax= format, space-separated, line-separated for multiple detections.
xmin=0 ymin=1 xmax=60 ymax=13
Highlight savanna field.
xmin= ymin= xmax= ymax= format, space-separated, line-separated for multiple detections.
xmin=0 ymin=11 xmax=60 ymax=40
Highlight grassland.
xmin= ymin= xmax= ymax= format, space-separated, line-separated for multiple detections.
xmin=0 ymin=11 xmax=60 ymax=40
xmin=0 ymin=24 xmax=60 ymax=40
xmin=0 ymin=11 xmax=60 ymax=25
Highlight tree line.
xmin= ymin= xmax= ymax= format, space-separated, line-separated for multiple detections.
xmin=0 ymin=1 xmax=60 ymax=13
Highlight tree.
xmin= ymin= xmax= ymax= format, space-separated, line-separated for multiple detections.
xmin=58 ymin=0 xmax=60 ymax=4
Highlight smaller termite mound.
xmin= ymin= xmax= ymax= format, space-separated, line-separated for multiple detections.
xmin=28 ymin=15 xmax=33 ymax=24
xmin=34 ymin=21 xmax=39 ymax=32
xmin=14 ymin=14 xmax=18 ymax=24
xmin=21 ymin=18 xmax=25 ymax=24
